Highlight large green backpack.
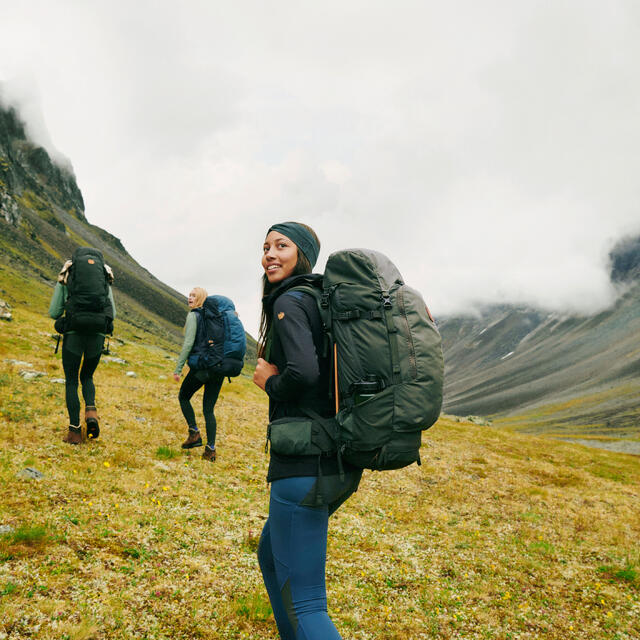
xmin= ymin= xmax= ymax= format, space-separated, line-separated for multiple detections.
xmin=56 ymin=247 xmax=114 ymax=335
xmin=270 ymin=249 xmax=444 ymax=472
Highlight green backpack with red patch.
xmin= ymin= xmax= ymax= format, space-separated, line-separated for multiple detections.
xmin=55 ymin=247 xmax=114 ymax=335
xmin=267 ymin=248 xmax=444 ymax=471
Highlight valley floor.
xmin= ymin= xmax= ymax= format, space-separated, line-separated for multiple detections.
xmin=0 ymin=303 xmax=639 ymax=639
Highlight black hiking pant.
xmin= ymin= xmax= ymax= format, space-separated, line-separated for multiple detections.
xmin=178 ymin=369 xmax=224 ymax=448
xmin=61 ymin=333 xmax=104 ymax=426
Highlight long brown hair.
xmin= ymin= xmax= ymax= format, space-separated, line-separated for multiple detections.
xmin=258 ymin=223 xmax=320 ymax=359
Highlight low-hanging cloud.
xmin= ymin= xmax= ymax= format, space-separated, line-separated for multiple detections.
xmin=1 ymin=0 xmax=639 ymax=336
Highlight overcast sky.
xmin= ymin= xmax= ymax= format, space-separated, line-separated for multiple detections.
xmin=1 ymin=1 xmax=639 ymax=336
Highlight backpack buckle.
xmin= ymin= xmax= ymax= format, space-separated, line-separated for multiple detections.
xmin=321 ymin=291 xmax=330 ymax=308
xmin=382 ymin=294 xmax=392 ymax=309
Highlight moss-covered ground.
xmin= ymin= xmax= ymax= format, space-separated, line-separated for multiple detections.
xmin=1 ymin=277 xmax=639 ymax=639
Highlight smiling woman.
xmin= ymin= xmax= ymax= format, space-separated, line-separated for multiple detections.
xmin=253 ymin=221 xmax=363 ymax=640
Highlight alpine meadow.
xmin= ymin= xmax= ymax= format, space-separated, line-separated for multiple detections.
xmin=1 ymin=101 xmax=639 ymax=640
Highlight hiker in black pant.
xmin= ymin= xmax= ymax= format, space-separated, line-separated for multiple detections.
xmin=173 ymin=287 xmax=222 ymax=462
xmin=49 ymin=248 xmax=115 ymax=444
xmin=253 ymin=222 xmax=362 ymax=640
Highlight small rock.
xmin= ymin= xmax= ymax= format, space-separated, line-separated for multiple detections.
xmin=158 ymin=375 xmax=167 ymax=380
xmin=466 ymin=415 xmax=492 ymax=426
xmin=19 ymin=370 xmax=46 ymax=381
xmin=16 ymin=467 xmax=44 ymax=480
xmin=5 ymin=359 xmax=32 ymax=367
xmin=50 ymin=378 xmax=66 ymax=384
xmin=126 ymin=371 xmax=137 ymax=378
xmin=154 ymin=462 xmax=170 ymax=472
xmin=103 ymin=356 xmax=127 ymax=364
xmin=135 ymin=416 xmax=146 ymax=423
xmin=0 ymin=524 xmax=14 ymax=535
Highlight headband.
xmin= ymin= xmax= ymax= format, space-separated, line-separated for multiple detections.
xmin=267 ymin=222 xmax=320 ymax=268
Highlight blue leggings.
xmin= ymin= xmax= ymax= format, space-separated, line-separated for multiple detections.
xmin=257 ymin=471 xmax=362 ymax=640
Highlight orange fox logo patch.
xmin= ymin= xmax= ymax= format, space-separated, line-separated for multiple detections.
xmin=277 ymin=312 xmax=285 ymax=320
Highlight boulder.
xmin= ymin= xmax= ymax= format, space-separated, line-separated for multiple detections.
xmin=16 ymin=467 xmax=44 ymax=480
xmin=19 ymin=370 xmax=46 ymax=381
xmin=0 ymin=298 xmax=11 ymax=321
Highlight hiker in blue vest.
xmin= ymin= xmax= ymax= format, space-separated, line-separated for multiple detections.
xmin=49 ymin=248 xmax=115 ymax=445
xmin=173 ymin=286 xmax=223 ymax=462
xmin=253 ymin=222 xmax=362 ymax=640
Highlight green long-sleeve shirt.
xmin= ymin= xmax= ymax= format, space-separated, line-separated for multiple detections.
xmin=174 ymin=311 xmax=198 ymax=375
xmin=48 ymin=282 xmax=116 ymax=324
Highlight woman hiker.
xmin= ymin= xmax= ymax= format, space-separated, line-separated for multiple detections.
xmin=253 ymin=222 xmax=362 ymax=640
xmin=49 ymin=248 xmax=115 ymax=445
xmin=173 ymin=286 xmax=223 ymax=462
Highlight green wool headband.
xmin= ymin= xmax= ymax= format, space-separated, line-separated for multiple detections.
xmin=267 ymin=222 xmax=319 ymax=268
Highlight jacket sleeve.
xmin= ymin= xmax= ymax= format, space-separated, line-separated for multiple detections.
xmin=265 ymin=293 xmax=320 ymax=401
xmin=48 ymin=283 xmax=67 ymax=319
xmin=174 ymin=312 xmax=198 ymax=375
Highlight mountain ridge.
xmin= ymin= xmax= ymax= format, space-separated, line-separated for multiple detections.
xmin=439 ymin=241 xmax=640 ymax=438
xmin=0 ymin=100 xmax=257 ymax=358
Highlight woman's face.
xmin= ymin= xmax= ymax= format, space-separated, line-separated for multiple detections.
xmin=262 ymin=230 xmax=298 ymax=284
xmin=188 ymin=290 xmax=198 ymax=308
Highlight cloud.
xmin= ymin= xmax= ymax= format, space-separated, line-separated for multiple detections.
xmin=2 ymin=0 xmax=640 ymax=336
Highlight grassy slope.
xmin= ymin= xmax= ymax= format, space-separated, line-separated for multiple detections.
xmin=1 ymin=280 xmax=639 ymax=639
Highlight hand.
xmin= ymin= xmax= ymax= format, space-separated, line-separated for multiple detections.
xmin=253 ymin=358 xmax=279 ymax=391
xmin=173 ymin=373 xmax=180 ymax=382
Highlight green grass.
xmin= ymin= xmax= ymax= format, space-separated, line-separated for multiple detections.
xmin=598 ymin=564 xmax=638 ymax=584
xmin=0 ymin=273 xmax=639 ymax=639
xmin=235 ymin=591 xmax=273 ymax=621
xmin=6 ymin=525 xmax=48 ymax=545
xmin=155 ymin=446 xmax=180 ymax=459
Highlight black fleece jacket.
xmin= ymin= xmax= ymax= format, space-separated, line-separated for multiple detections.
xmin=263 ymin=275 xmax=349 ymax=482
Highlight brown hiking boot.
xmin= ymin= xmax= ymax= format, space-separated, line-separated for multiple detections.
xmin=63 ymin=425 xmax=83 ymax=445
xmin=181 ymin=430 xmax=202 ymax=449
xmin=202 ymin=446 xmax=216 ymax=462
xmin=85 ymin=406 xmax=100 ymax=440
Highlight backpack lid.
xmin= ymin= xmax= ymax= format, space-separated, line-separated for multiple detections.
xmin=207 ymin=294 xmax=236 ymax=314
xmin=325 ymin=249 xmax=404 ymax=291
xmin=72 ymin=247 xmax=105 ymax=262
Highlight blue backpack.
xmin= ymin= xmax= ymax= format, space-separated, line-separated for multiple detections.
xmin=187 ymin=295 xmax=246 ymax=377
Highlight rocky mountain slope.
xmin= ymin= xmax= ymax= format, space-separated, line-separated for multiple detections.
xmin=0 ymin=100 xmax=256 ymax=357
xmin=438 ymin=238 xmax=640 ymax=438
